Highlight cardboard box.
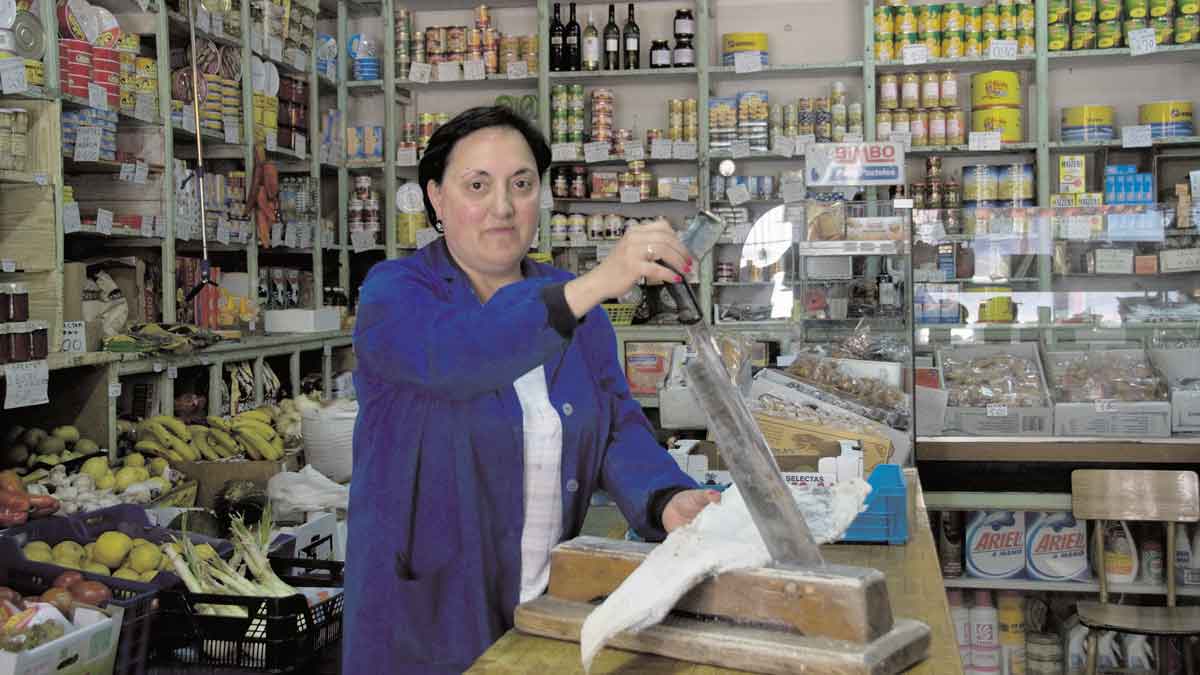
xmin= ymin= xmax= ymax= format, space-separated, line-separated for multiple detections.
xmin=697 ymin=437 xmax=868 ymax=490
xmin=1149 ymin=348 xmax=1200 ymax=433
xmin=1058 ymin=155 xmax=1086 ymax=193
xmin=937 ymin=342 xmax=1053 ymax=436
xmin=177 ymin=453 xmax=301 ymax=509
xmin=1045 ymin=347 xmax=1171 ymax=437
xmin=0 ymin=605 xmax=119 ymax=675
xmin=1135 ymin=255 xmax=1158 ymax=275
xmin=624 ymin=342 xmax=680 ymax=396
xmin=63 ymin=257 xmax=148 ymax=340
xmin=264 ymin=308 xmax=341 ymax=333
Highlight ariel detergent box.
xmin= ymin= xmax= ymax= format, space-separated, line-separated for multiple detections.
xmin=965 ymin=510 xmax=1026 ymax=579
xmin=1025 ymin=511 xmax=1090 ymax=582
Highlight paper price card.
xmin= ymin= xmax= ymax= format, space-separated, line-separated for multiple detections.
xmin=843 ymin=132 xmax=864 ymax=143
xmin=734 ymin=51 xmax=763 ymax=73
xmin=119 ymin=163 xmax=135 ymax=182
xmin=986 ymin=403 xmax=1008 ymax=417
xmin=63 ymin=202 xmax=82 ymax=233
xmin=670 ymin=182 xmax=690 ymax=202
xmin=266 ymin=129 xmax=277 ymax=151
xmin=88 ymin=83 xmax=107 ymax=110
xmin=793 ymin=133 xmax=816 ymax=156
xmin=623 ymin=141 xmax=644 ymax=161
xmin=224 ymin=116 xmax=240 ymax=144
xmin=893 ymin=198 xmax=914 ymax=209
xmin=902 ymin=44 xmax=929 ymax=65
xmin=650 ymin=139 xmax=673 ymax=159
xmin=463 ymin=59 xmax=485 ymax=81
xmin=33 ymin=172 xmax=47 ymax=186
xmin=437 ymin=61 xmax=461 ymax=82
xmin=1122 ymin=125 xmax=1153 ymax=148
xmin=141 ymin=215 xmax=155 ymax=236
xmin=96 ymin=208 xmax=113 ymax=235
xmin=167 ymin=366 xmax=178 ymax=379
xmin=889 ymin=131 xmax=912 ymax=150
xmin=0 ymin=260 xmax=13 ymax=272
xmin=134 ymin=93 xmax=155 ymax=121
xmin=584 ymin=141 xmax=610 ymax=163
xmin=1128 ymin=28 xmax=1156 ymax=55
xmin=540 ymin=183 xmax=554 ymax=209
xmin=408 ymin=62 xmax=432 ymax=83
xmin=781 ymin=180 xmax=806 ymax=204
xmin=727 ymin=183 xmax=751 ymax=206
xmin=968 ymin=131 xmax=1001 ymax=151
xmin=216 ymin=217 xmax=230 ymax=244
xmin=285 ymin=223 xmax=299 ymax=248
xmin=619 ymin=186 xmax=641 ymax=203
xmin=295 ymin=133 xmax=306 ymax=159
xmin=134 ymin=162 xmax=148 ymax=184
xmin=351 ymin=229 xmax=375 ymax=252
xmin=771 ymin=136 xmax=795 ymax=158
xmin=292 ymin=50 xmax=307 ymax=72
xmin=182 ymin=106 xmax=195 ymax=132
xmin=551 ymin=143 xmax=578 ymax=162
xmin=61 ymin=321 xmax=86 ymax=353
xmin=672 ymin=141 xmax=697 ymax=160
xmin=271 ymin=221 xmax=285 ymax=247
xmin=4 ymin=360 xmax=49 ymax=409
xmin=987 ymin=39 xmax=1018 ymax=60
xmin=0 ymin=58 xmax=26 ymax=94
xmin=396 ymin=147 xmax=418 ymax=166
xmin=1094 ymin=399 xmax=1118 ymax=413
xmin=74 ymin=126 xmax=101 ymax=162
xmin=108 ymin=382 xmax=121 ymax=398
xmin=731 ymin=140 xmax=750 ymax=159
xmin=506 ymin=61 xmax=529 ymax=79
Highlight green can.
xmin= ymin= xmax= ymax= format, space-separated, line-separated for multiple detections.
xmin=942 ymin=3 xmax=965 ymax=31
xmin=1049 ymin=0 xmax=1071 ymax=23
xmin=1075 ymin=0 xmax=1098 ymax=21
xmin=1018 ymin=4 xmax=1036 ymax=29
xmin=1178 ymin=13 xmax=1200 ymax=41
xmin=966 ymin=6 xmax=983 ymax=31
xmin=1002 ymin=27 xmax=1019 ymax=39
xmin=897 ymin=31 xmax=921 ymax=47
xmin=1152 ymin=14 xmax=1176 ymax=42
xmin=965 ymin=31 xmax=983 ymax=55
xmin=1072 ymin=21 xmax=1098 ymax=48
xmin=982 ymin=4 xmax=998 ymax=31
xmin=1125 ymin=0 xmax=1149 ymax=16
xmin=924 ymin=31 xmax=943 ymax=56
xmin=1097 ymin=19 xmax=1123 ymax=46
xmin=895 ymin=6 xmax=918 ymax=33
xmin=982 ymin=28 xmax=1000 ymax=47
xmin=1098 ymin=0 xmax=1123 ymax=20
xmin=1182 ymin=0 xmax=1199 ymax=14
xmin=1124 ymin=17 xmax=1148 ymax=42
xmin=874 ymin=6 xmax=894 ymax=36
xmin=1150 ymin=0 xmax=1175 ymax=17
xmin=1017 ymin=28 xmax=1036 ymax=53
xmin=1048 ymin=21 xmax=1071 ymax=49
xmin=917 ymin=5 xmax=943 ymax=34
xmin=942 ymin=30 xmax=965 ymax=56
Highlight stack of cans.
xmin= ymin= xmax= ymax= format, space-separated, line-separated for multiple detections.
xmin=394 ymin=9 xmax=412 ymax=77
xmin=59 ymin=38 xmax=93 ymax=100
xmin=91 ymin=46 xmax=121 ymax=108
xmin=737 ymin=91 xmax=769 ymax=152
xmin=590 ymin=89 xmax=614 ymax=152
xmin=317 ymin=33 xmax=337 ymax=81
xmin=550 ymin=84 xmax=586 ymax=150
xmin=349 ymin=34 xmax=379 ymax=80
xmin=62 ymin=107 xmax=118 ymax=161
xmin=668 ymin=98 xmax=698 ymax=143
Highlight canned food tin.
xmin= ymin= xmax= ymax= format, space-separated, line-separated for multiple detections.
xmin=1179 ymin=14 xmax=1199 ymax=43
xmin=946 ymin=107 xmax=966 ymax=144
xmin=973 ymin=107 xmax=1023 ymax=142
xmin=1150 ymin=0 xmax=1175 ymax=16
xmin=972 ymin=70 xmax=1021 ymax=109
xmin=929 ymin=109 xmax=947 ymax=146
xmin=878 ymin=74 xmax=899 ymax=110
xmin=982 ymin=4 xmax=998 ymax=31
xmin=963 ymin=164 xmax=999 ymax=201
xmin=875 ymin=39 xmax=895 ymax=62
xmin=966 ymin=6 xmax=983 ymax=31
xmin=1124 ymin=17 xmax=1148 ymax=44
xmin=1047 ymin=21 xmax=1070 ymax=49
xmin=942 ymin=31 xmax=964 ymax=56
xmin=1097 ymin=20 xmax=1122 ymax=47
xmin=1072 ymin=21 xmax=1098 ymax=49
xmin=997 ymin=163 xmax=1035 ymax=200
xmin=943 ymin=3 xmax=965 ymax=31
xmin=1152 ymin=15 xmax=1175 ymax=43
xmin=877 ymin=110 xmax=894 ymax=138
xmin=1075 ymin=0 xmax=1097 ymax=21
xmin=1126 ymin=0 xmax=1150 ymax=16
xmin=875 ymin=6 xmax=894 ymax=35
xmin=1018 ymin=4 xmax=1035 ymax=29
xmin=921 ymin=72 xmax=940 ymax=109
xmin=1049 ymin=0 xmax=1071 ymax=22
xmin=917 ymin=5 xmax=942 ymax=34
xmin=999 ymin=5 xmax=1016 ymax=31
xmin=897 ymin=31 xmax=920 ymax=48
xmin=1097 ymin=0 xmax=1122 ymax=20
xmin=922 ymin=31 xmax=941 ymax=56
xmin=896 ymin=6 xmax=917 ymax=33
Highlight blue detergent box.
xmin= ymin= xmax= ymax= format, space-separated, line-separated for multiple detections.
xmin=1105 ymin=164 xmax=1138 ymax=175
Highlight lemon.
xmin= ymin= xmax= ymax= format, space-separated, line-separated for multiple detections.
xmin=124 ymin=452 xmax=146 ymax=468
xmin=51 ymin=540 xmax=85 ymax=565
xmin=129 ymin=544 xmax=162 ymax=573
xmin=96 ymin=471 xmax=116 ymax=490
xmin=112 ymin=567 xmax=141 ymax=581
xmin=93 ymin=532 xmax=133 ymax=569
xmin=139 ymin=570 xmax=158 ymax=583
xmin=84 ymin=542 xmax=95 ymax=560
xmin=115 ymin=467 xmax=143 ymax=492
xmin=81 ymin=456 xmax=110 ymax=481
xmin=131 ymin=538 xmax=151 ymax=549
xmin=149 ymin=458 xmax=169 ymax=477
xmin=83 ymin=561 xmax=111 ymax=576
xmin=24 ymin=542 xmax=52 ymax=563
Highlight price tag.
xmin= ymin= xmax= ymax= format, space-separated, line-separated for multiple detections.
xmin=623 ymin=141 xmax=644 ymax=161
xmin=73 ymin=126 xmax=101 ymax=162
xmin=506 ymin=61 xmax=529 ymax=79
xmin=463 ymin=59 xmax=485 ymax=81
xmin=152 ymin=361 xmax=164 ymax=373
xmin=734 ymin=51 xmax=763 ymax=73
xmin=269 ymin=36 xmax=283 ymax=62
xmin=285 ymin=223 xmax=299 ymax=248
xmin=793 ymin=133 xmax=816 ymax=156
xmin=650 ymin=138 xmax=673 ymax=160
xmin=844 ymin=132 xmax=864 ymax=143
xmin=781 ymin=180 xmax=806 ymax=203
xmin=61 ymin=321 xmax=86 ymax=353
xmin=986 ymin=403 xmax=1008 ymax=417
xmin=1094 ymin=399 xmax=1118 ymax=413
xmin=293 ymin=50 xmax=308 ymax=72
xmin=4 ymin=361 xmax=49 ymax=409
xmin=727 ymin=183 xmax=751 ymax=206
xmin=890 ymin=130 xmax=913 ymax=150
xmin=902 ymin=44 xmax=929 ymax=65
xmin=141 ymin=215 xmax=154 ymax=236
xmin=619 ymin=186 xmax=641 ymax=203
xmin=0 ymin=58 xmax=27 ymax=94
xmin=396 ymin=146 xmax=418 ymax=166
xmin=436 ymin=61 xmax=461 ymax=82
xmin=298 ymin=223 xmax=312 ymax=249
xmin=63 ymin=202 xmax=82 ymax=233
xmin=224 ymin=116 xmax=240 ymax=144
xmin=134 ymin=93 xmax=155 ymax=121
xmin=271 ymin=221 xmax=285 ymax=247
xmin=33 ymin=172 xmax=47 ymax=186
xmin=350 ymin=229 xmax=375 ymax=252
xmin=266 ymin=129 xmax=278 ymax=151
xmin=133 ymin=162 xmax=148 ymax=185
xmin=551 ymin=142 xmax=578 ymax=162
xmin=195 ymin=6 xmax=211 ymax=33
xmin=167 ymin=366 xmax=178 ymax=379
xmin=182 ymin=105 xmax=195 ymax=133
xmin=119 ymin=163 xmax=135 ymax=182
xmin=1066 ymin=217 xmax=1093 ymax=240
xmin=415 ymin=227 xmax=441 ymax=248
xmin=731 ymin=140 xmax=750 ymax=159
xmin=211 ymin=14 xmax=224 ymax=37
xmin=408 ymin=62 xmax=432 ymax=83
xmin=672 ymin=140 xmax=697 ymax=160
xmin=108 ymin=382 xmax=122 ymax=398
xmin=1128 ymin=27 xmax=1157 ymax=56
xmin=156 ymin=216 xmax=166 ymax=237
xmin=540 ymin=183 xmax=554 ymax=209
xmin=96 ymin=208 xmax=113 ymax=235
xmin=987 ymin=38 xmax=1018 ymax=60
xmin=584 ymin=141 xmax=610 ymax=163
xmin=0 ymin=259 xmax=12 ymax=273
xmin=1122 ymin=125 xmax=1153 ymax=148
xmin=88 ymin=83 xmax=107 ymax=110
xmin=772 ymin=136 xmax=795 ymax=158
xmin=968 ymin=131 xmax=1002 ymax=151
xmin=295 ymin=133 xmax=306 ymax=159
xmin=670 ymin=182 xmax=690 ymax=202
xmin=216 ymin=216 xmax=230 ymax=244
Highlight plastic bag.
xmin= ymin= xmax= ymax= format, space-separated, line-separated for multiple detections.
xmin=301 ymin=399 xmax=357 ymax=482
xmin=267 ymin=465 xmax=349 ymax=516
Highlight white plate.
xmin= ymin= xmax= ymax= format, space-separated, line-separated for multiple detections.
xmin=251 ymin=55 xmax=265 ymax=93
xmin=264 ymin=61 xmax=279 ymax=97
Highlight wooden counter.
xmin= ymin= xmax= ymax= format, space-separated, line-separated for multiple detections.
xmin=468 ymin=468 xmax=961 ymax=675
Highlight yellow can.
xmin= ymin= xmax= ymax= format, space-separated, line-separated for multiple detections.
xmin=23 ymin=59 xmax=43 ymax=86
xmin=896 ymin=6 xmax=918 ymax=33
xmin=874 ymin=6 xmax=895 ymax=35
xmin=721 ymin=32 xmax=769 ymax=56
xmin=973 ymin=107 xmax=1023 ymax=142
xmin=1179 ymin=14 xmax=1199 ymax=43
xmin=923 ymin=31 xmax=942 ymax=56
xmin=1139 ymin=100 xmax=1193 ymax=125
xmin=1019 ymin=4 xmax=1036 ymax=29
xmin=1150 ymin=0 xmax=1175 ymax=16
xmin=1062 ymin=104 xmax=1115 ymax=128
xmin=1018 ymin=29 xmax=1036 ymax=53
xmin=965 ymin=32 xmax=983 ymax=55
xmin=135 ymin=57 xmax=156 ymax=79
xmin=942 ymin=31 xmax=965 ymax=56
xmin=875 ymin=39 xmax=895 ymax=63
xmin=971 ymin=70 xmax=1022 ymax=109
xmin=1182 ymin=0 xmax=1199 ymax=14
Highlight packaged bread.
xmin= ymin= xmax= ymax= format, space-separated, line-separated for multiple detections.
xmin=806 ymin=202 xmax=845 ymax=241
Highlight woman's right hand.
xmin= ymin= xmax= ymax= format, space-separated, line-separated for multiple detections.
xmin=564 ymin=219 xmax=693 ymax=319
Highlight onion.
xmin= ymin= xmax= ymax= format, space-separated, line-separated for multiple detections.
xmin=40 ymin=588 xmax=74 ymax=618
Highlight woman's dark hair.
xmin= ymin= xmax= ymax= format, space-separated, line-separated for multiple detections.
xmin=417 ymin=105 xmax=552 ymax=228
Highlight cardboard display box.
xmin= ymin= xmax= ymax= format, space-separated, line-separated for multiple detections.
xmin=1045 ymin=346 xmax=1171 ymax=438
xmin=176 ymin=453 xmax=301 ymax=509
xmin=936 ymin=342 xmax=1053 ymax=436
xmin=0 ymin=605 xmax=120 ymax=675
xmin=64 ymin=257 xmax=148 ymax=350
xmin=1148 ymin=348 xmax=1200 ymax=433
xmin=624 ymin=342 xmax=681 ymax=396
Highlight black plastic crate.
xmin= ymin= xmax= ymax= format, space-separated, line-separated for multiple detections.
xmin=150 ymin=558 xmax=344 ymax=674
xmin=0 ymin=536 xmax=158 ymax=675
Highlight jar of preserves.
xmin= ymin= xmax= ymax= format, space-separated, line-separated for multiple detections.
xmin=911 ymin=181 xmax=926 ymax=209
xmin=877 ymin=110 xmax=894 ymax=138
xmin=911 ymin=109 xmax=929 ymax=146
xmin=927 ymin=177 xmax=944 ymax=208
xmin=901 ymin=72 xmax=920 ymax=109
xmin=553 ymin=168 xmax=569 ymax=197
xmin=587 ymin=213 xmax=605 ymax=239
xmin=879 ymin=74 xmax=899 ymax=110
xmin=946 ymin=107 xmax=966 ymax=145
xmin=921 ymin=72 xmax=940 ymax=109
xmin=944 ymin=178 xmax=962 ymax=209
xmin=939 ymin=71 xmax=958 ymax=107
xmin=649 ymin=40 xmax=671 ymax=68
xmin=570 ymin=168 xmax=588 ymax=198
xmin=29 ymin=320 xmax=48 ymax=360
xmin=673 ymin=8 xmax=696 ymax=39
xmin=672 ymin=36 xmax=695 ymax=67
xmin=929 ymin=109 xmax=947 ymax=146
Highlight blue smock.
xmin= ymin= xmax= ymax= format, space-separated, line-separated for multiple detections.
xmin=343 ymin=239 xmax=697 ymax=673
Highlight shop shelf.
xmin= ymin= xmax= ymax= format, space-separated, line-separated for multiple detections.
xmin=553 ymin=197 xmax=694 ymax=204
xmin=551 ymin=156 xmax=697 ymax=167
xmin=709 ymin=148 xmax=803 ymax=160
xmin=346 ymin=79 xmax=382 ymax=95
xmin=708 ymin=60 xmax=865 ymax=79
xmin=634 ymin=395 xmax=659 ymax=408
xmin=924 ymin=491 xmax=1073 ymax=512
xmin=395 ymin=73 xmax=537 ymax=89
xmin=613 ymin=325 xmax=687 ymax=341
xmin=547 ymin=67 xmax=698 ymax=84
xmin=166 ymin=10 xmax=241 ymax=49
xmin=905 ymin=142 xmax=1038 ymax=155
xmin=62 ymin=94 xmax=161 ymax=127
xmin=916 ymin=435 xmax=1200 ymax=464
xmin=1047 ymin=43 xmax=1200 ymax=68
xmin=874 ymin=53 xmax=1036 ymax=73
xmin=710 ymin=199 xmax=784 ymax=207
xmin=63 ymin=157 xmax=166 ymax=174
xmin=942 ymin=576 xmax=1200 ymax=598
xmin=794 ymin=240 xmax=909 ymax=256
xmin=1049 ymin=136 xmax=1200 ymax=151
xmin=0 ymin=169 xmax=48 ymax=184
xmin=267 ymin=144 xmax=307 ymax=161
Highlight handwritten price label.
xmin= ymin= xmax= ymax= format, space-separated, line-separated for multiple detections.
xmin=1128 ymin=28 xmax=1157 ymax=56
xmin=902 ymin=44 xmax=929 ymax=65
xmin=88 ymin=83 xmax=107 ymax=110
xmin=408 ymin=62 xmax=432 ymax=83
xmin=4 ymin=361 xmax=49 ymax=409
xmin=734 ymin=51 xmax=763 ymax=73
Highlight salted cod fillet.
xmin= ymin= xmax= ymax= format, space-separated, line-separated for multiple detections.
xmin=579 ymin=478 xmax=872 ymax=672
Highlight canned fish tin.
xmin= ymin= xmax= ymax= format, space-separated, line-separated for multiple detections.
xmin=1126 ymin=0 xmax=1149 ymax=16
xmin=1075 ymin=0 xmax=1098 ymax=21
xmin=971 ymin=70 xmax=1021 ymax=109
xmin=929 ymin=109 xmax=947 ymax=145
xmin=973 ymin=107 xmax=1023 ymax=142
xmin=943 ymin=3 xmax=965 ymax=31
xmin=877 ymin=110 xmax=894 ymax=138
xmin=963 ymin=164 xmax=1000 ymax=201
xmin=901 ymin=72 xmax=920 ymax=109
xmin=946 ymin=107 xmax=966 ymax=144
xmin=1098 ymin=0 xmax=1122 ymax=19
xmin=940 ymin=71 xmax=958 ymax=107
xmin=1097 ymin=20 xmax=1122 ymax=47
xmin=942 ymin=31 xmax=964 ymax=57
xmin=1152 ymin=15 xmax=1175 ymax=43
xmin=1150 ymin=0 xmax=1175 ymax=16
xmin=875 ymin=5 xmax=894 ymax=35
xmin=1178 ymin=14 xmax=1199 ymax=43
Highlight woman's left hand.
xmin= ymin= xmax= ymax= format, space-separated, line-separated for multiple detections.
xmin=662 ymin=489 xmax=722 ymax=533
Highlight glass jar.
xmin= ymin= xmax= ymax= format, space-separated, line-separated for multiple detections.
xmin=29 ymin=320 xmax=47 ymax=360
xmin=0 ymin=325 xmax=9 ymax=364
xmin=7 ymin=282 xmax=28 ymax=322
xmin=649 ymin=40 xmax=671 ymax=68
xmin=673 ymin=8 xmax=695 ymax=39
xmin=570 ymin=166 xmax=588 ymax=198
xmin=672 ymin=36 xmax=695 ymax=67
xmin=8 ymin=321 xmax=31 ymax=363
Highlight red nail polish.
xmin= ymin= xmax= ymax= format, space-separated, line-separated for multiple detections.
xmin=684 ymin=262 xmax=693 ymax=274
xmin=673 ymin=275 xmax=683 ymax=282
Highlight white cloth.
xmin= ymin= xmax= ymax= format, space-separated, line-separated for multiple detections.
xmin=514 ymin=365 xmax=565 ymax=604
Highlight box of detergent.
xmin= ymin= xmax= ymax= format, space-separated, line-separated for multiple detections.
xmin=1025 ymin=511 xmax=1090 ymax=582
xmin=966 ymin=510 xmax=1026 ymax=579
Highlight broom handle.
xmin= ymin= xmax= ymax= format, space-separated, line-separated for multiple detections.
xmin=187 ymin=0 xmax=210 ymax=263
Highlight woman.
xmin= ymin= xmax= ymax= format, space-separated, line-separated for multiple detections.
xmin=344 ymin=106 xmax=720 ymax=673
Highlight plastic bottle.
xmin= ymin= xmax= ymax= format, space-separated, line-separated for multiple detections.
xmin=970 ymin=590 xmax=1001 ymax=674
xmin=1102 ymin=521 xmax=1138 ymax=584
xmin=1121 ymin=633 xmax=1155 ymax=671
xmin=1097 ymin=631 xmax=1122 ymax=669
xmin=1139 ymin=522 xmax=1163 ymax=584
xmin=940 ymin=510 xmax=965 ymax=577
xmin=1190 ymin=523 xmax=1200 ymax=585
xmin=1175 ymin=523 xmax=1193 ymax=585
xmin=1064 ymin=619 xmax=1089 ymax=675
xmin=948 ymin=589 xmax=972 ymax=672
xmin=996 ymin=591 xmax=1026 ymax=675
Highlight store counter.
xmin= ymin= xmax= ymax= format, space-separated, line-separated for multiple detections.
xmin=468 ymin=468 xmax=960 ymax=675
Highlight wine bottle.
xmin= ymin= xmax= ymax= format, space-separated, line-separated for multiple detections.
xmin=622 ymin=3 xmax=640 ymax=70
xmin=603 ymin=3 xmax=620 ymax=70
xmin=549 ymin=3 xmax=564 ymax=72
xmin=565 ymin=2 xmax=581 ymax=71
xmin=583 ymin=11 xmax=600 ymax=71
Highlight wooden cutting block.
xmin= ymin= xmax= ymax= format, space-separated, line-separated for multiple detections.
xmin=545 ymin=536 xmax=894 ymax=643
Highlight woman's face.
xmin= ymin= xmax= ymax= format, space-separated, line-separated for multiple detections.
xmin=427 ymin=126 xmax=541 ymax=278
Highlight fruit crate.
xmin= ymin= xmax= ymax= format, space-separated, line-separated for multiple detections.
xmin=150 ymin=558 xmax=345 ymax=673
xmin=0 ymin=536 xmax=154 ymax=675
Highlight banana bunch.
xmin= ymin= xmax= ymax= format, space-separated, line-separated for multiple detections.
xmin=133 ymin=416 xmax=199 ymax=463
xmin=207 ymin=409 xmax=286 ymax=461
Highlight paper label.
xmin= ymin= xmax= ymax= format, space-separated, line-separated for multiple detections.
xmin=1122 ymin=125 xmax=1153 ymax=148
xmin=416 ymin=227 xmax=441 ymax=248
xmin=902 ymin=44 xmax=929 ymax=65
xmin=1094 ymin=399 xmax=1118 ymax=413
xmin=167 ymin=366 xmax=178 ymax=379
xmin=986 ymin=403 xmax=1008 ymax=417
xmin=63 ymin=202 xmax=82 ymax=233
xmin=108 ymin=382 xmax=122 ymax=398
xmin=463 ymin=59 xmax=485 ymax=81
xmin=96 ymin=208 xmax=113 ymax=235
xmin=893 ymin=198 xmax=915 ymax=209
xmin=396 ymin=147 xmax=418 ymax=166
xmin=396 ymin=183 xmax=424 ymax=213
xmin=133 ymin=162 xmax=148 ymax=184
xmin=350 ymin=229 xmax=375 ymax=252
xmin=968 ymin=131 xmax=1002 ymax=151
xmin=540 ymin=183 xmax=554 ymax=209
xmin=987 ymin=39 xmax=1018 ymax=60
xmin=269 ymin=37 xmax=283 ymax=62
xmin=731 ymin=140 xmax=750 ymax=159
xmin=672 ymin=141 xmax=697 ymax=160
xmin=793 ymin=134 xmax=816 ymax=156
xmin=670 ymin=183 xmax=690 ymax=201
xmin=772 ymin=136 xmax=795 ymax=158
xmin=142 ymin=215 xmax=155 ymax=236
xmin=88 ymin=83 xmax=107 ymax=110
xmin=0 ymin=260 xmax=13 ymax=272
xmin=727 ymin=183 xmax=751 ymax=206
xmin=650 ymin=139 xmax=673 ymax=160
xmin=134 ymin=93 xmax=155 ymax=121
xmin=295 ymin=133 xmax=306 ymax=159
xmin=216 ymin=217 xmax=230 ymax=244
xmin=734 ymin=51 xmax=763 ymax=73
xmin=408 ymin=62 xmax=431 ymax=83
xmin=619 ymin=186 xmax=641 ymax=203
xmin=266 ymin=129 xmax=277 ymax=151
xmin=292 ymin=50 xmax=307 ymax=72
xmin=1066 ymin=217 xmax=1092 ymax=240
xmin=1128 ymin=28 xmax=1156 ymax=55
xmin=119 ymin=163 xmax=135 ymax=182
xmin=271 ymin=221 xmax=284 ymax=247
xmin=584 ymin=141 xmax=610 ymax=163
xmin=506 ymin=61 xmax=529 ymax=79
xmin=224 ymin=116 xmax=240 ymax=144
xmin=844 ymin=132 xmax=864 ymax=143
xmin=61 ymin=321 xmax=86 ymax=353
xmin=890 ymin=131 xmax=913 ymax=150
xmin=436 ymin=61 xmax=461 ymax=82
xmin=285 ymin=223 xmax=299 ymax=248
xmin=0 ymin=57 xmax=26 ymax=94
xmin=623 ymin=141 xmax=644 ymax=161
xmin=781 ymin=180 xmax=806 ymax=203
xmin=73 ymin=126 xmax=101 ymax=162
xmin=551 ymin=143 xmax=578 ymax=162
xmin=4 ymin=361 xmax=49 ymax=409
xmin=182 ymin=105 xmax=195 ymax=132
xmin=33 ymin=172 xmax=47 ymax=186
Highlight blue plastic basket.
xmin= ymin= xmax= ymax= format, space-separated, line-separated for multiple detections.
xmin=841 ymin=464 xmax=909 ymax=545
